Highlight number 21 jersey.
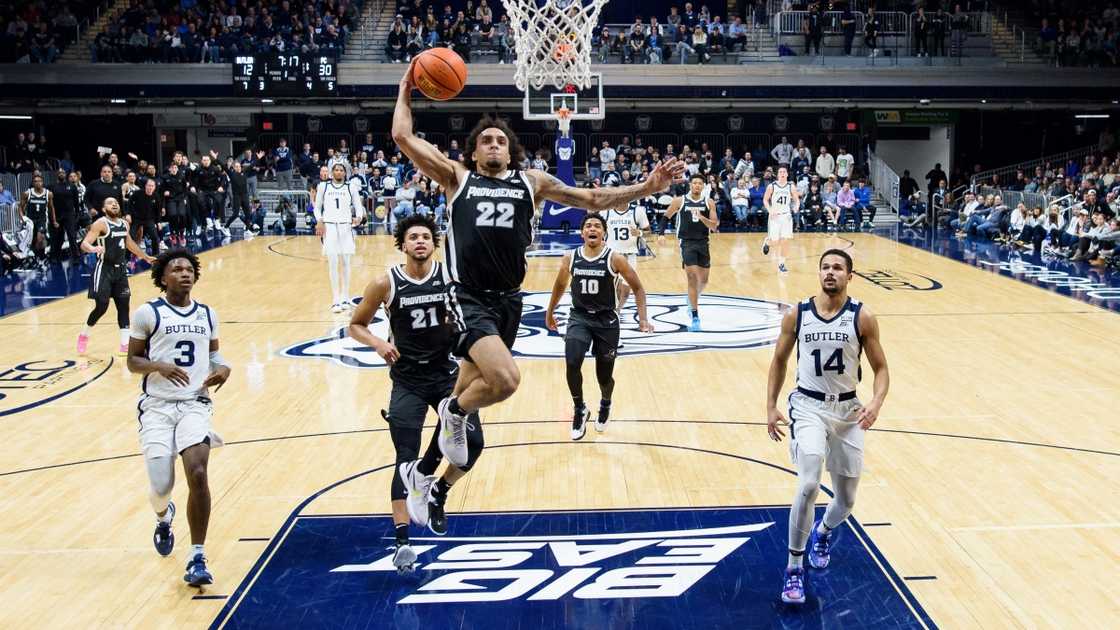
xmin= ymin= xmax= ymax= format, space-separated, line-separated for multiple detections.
xmin=446 ymin=171 xmax=536 ymax=291
xmin=131 ymin=299 xmax=219 ymax=400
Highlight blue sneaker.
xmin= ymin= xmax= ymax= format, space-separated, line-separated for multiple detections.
xmin=688 ymin=316 xmax=701 ymax=332
xmin=778 ymin=263 xmax=789 ymax=274
xmin=184 ymin=553 xmax=214 ymax=587
xmin=153 ymin=501 xmax=175 ymax=557
xmin=807 ymin=520 xmax=833 ymax=569
xmin=781 ymin=567 xmax=806 ymax=604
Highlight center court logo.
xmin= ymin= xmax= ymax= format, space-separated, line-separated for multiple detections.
xmin=281 ymin=292 xmax=787 ymax=369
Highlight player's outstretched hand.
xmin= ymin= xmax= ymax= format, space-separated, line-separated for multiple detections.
xmin=646 ymin=157 xmax=687 ymax=192
xmin=545 ymin=310 xmax=559 ymax=332
xmin=399 ymin=61 xmax=415 ymax=94
xmin=204 ymin=365 xmax=231 ymax=391
xmin=856 ymin=402 xmax=881 ymax=430
xmin=766 ymin=407 xmax=788 ymax=442
xmin=376 ymin=340 xmax=400 ymax=365
xmin=157 ymin=364 xmax=191 ymax=387
xmin=315 ymin=223 xmax=325 ymax=237
xmin=638 ymin=319 xmax=654 ymax=333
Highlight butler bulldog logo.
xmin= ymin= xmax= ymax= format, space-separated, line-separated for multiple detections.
xmin=281 ymin=292 xmax=787 ymax=369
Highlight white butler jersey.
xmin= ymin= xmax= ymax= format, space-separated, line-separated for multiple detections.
xmin=605 ymin=204 xmax=650 ymax=254
xmin=315 ymin=180 xmax=364 ymax=223
xmin=795 ymin=296 xmax=863 ymax=395
xmin=131 ymin=298 xmax=219 ymax=400
xmin=769 ymin=182 xmax=794 ymax=215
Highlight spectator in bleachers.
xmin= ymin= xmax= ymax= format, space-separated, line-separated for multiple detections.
xmin=625 ymin=23 xmax=646 ymax=63
xmin=853 ymin=179 xmax=875 ymax=228
xmin=815 ymin=146 xmax=835 ymax=181
xmin=452 ymin=21 xmax=471 ymax=61
xmin=837 ymin=180 xmax=856 ymax=226
xmin=950 ymin=4 xmax=969 ymax=57
xmin=730 ymin=176 xmax=750 ymax=226
xmin=822 ymin=178 xmax=840 ymax=229
xmin=976 ymin=195 xmax=1010 ymax=240
xmin=803 ymin=180 xmax=823 ymax=228
xmin=931 ymin=7 xmax=947 ymax=56
xmin=728 ymin=16 xmax=746 ymax=51
xmin=864 ymin=7 xmax=880 ymax=57
xmin=386 ymin=17 xmax=407 ymax=62
xmin=30 ymin=22 xmax=58 ymax=63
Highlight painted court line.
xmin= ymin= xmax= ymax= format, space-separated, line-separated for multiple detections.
xmin=950 ymin=522 xmax=1120 ymax=532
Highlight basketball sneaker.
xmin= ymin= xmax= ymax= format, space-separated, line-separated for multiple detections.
xmin=153 ymin=501 xmax=175 ymax=557
xmin=118 ymin=343 xmax=129 ymax=356
xmin=427 ymin=486 xmax=448 ymax=536
xmin=330 ymin=303 xmax=344 ymax=314
xmin=762 ymin=240 xmax=770 ymax=255
xmin=781 ymin=567 xmax=806 ymax=604
xmin=398 ymin=461 xmax=431 ymax=526
xmin=689 ymin=316 xmax=701 ymax=332
xmin=436 ymin=398 xmax=469 ymax=467
xmin=76 ymin=333 xmax=89 ymax=355
xmin=571 ymin=405 xmax=589 ymax=440
xmin=595 ymin=403 xmax=610 ymax=433
xmin=778 ymin=263 xmax=789 ymax=274
xmin=807 ymin=520 xmax=834 ymax=569
xmin=392 ymin=542 xmax=418 ymax=575
xmin=184 ymin=553 xmax=213 ymax=587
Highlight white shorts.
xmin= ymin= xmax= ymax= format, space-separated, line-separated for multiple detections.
xmin=768 ymin=213 xmax=793 ymax=241
xmin=787 ymin=390 xmax=864 ymax=477
xmin=322 ymin=222 xmax=355 ymax=256
xmin=138 ymin=395 xmax=224 ymax=459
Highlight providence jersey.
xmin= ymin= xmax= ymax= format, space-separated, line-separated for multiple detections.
xmin=795 ymin=297 xmax=863 ymax=394
xmin=677 ymin=194 xmax=712 ymax=241
xmin=569 ymin=245 xmax=618 ymax=315
xmin=132 ymin=298 xmax=219 ymax=401
xmin=769 ymin=182 xmax=794 ymax=215
xmin=605 ymin=205 xmax=650 ymax=254
xmin=25 ymin=189 xmax=49 ymax=221
xmin=447 ymin=170 xmax=536 ymax=291
xmin=385 ymin=262 xmax=456 ymax=381
xmin=98 ymin=217 xmax=130 ymax=266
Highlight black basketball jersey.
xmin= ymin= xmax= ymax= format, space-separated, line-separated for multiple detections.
xmin=385 ymin=262 xmax=456 ymax=381
xmin=677 ymin=194 xmax=711 ymax=241
xmin=25 ymin=189 xmax=49 ymax=221
xmin=447 ymin=170 xmax=536 ymax=291
xmin=98 ymin=218 xmax=130 ymax=266
xmin=569 ymin=245 xmax=618 ymax=315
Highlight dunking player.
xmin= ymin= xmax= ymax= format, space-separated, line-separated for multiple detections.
xmin=314 ymin=163 xmax=365 ymax=313
xmin=78 ymin=198 xmax=155 ymax=356
xmin=127 ymin=248 xmax=231 ymax=586
xmin=764 ymin=166 xmax=800 ymax=274
xmin=658 ymin=174 xmax=718 ymax=332
xmin=765 ymin=249 xmax=890 ymax=604
xmin=603 ymin=198 xmax=652 ymax=316
xmin=545 ymin=213 xmax=653 ymax=440
xmin=347 ymin=214 xmax=482 ymax=573
xmin=392 ymin=65 xmax=684 ymax=473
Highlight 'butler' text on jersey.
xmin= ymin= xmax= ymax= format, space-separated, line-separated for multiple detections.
xmin=447 ymin=171 xmax=536 ymax=291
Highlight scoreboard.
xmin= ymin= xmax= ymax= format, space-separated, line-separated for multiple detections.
xmin=233 ymin=53 xmax=338 ymax=96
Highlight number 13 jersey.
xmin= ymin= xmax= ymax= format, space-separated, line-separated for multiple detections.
xmin=795 ymin=297 xmax=863 ymax=394
xmin=446 ymin=170 xmax=536 ymax=291
xmin=131 ymin=299 xmax=219 ymax=400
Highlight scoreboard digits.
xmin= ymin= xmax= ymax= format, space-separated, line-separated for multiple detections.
xmin=233 ymin=53 xmax=337 ymax=96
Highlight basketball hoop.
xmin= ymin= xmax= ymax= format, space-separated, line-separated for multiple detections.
xmin=555 ymin=106 xmax=572 ymax=136
xmin=502 ymin=0 xmax=609 ymax=91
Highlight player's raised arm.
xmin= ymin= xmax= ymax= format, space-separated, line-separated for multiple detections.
xmin=856 ymin=306 xmax=889 ymax=430
xmin=545 ymin=253 xmax=573 ymax=332
xmin=391 ymin=67 xmax=465 ymax=192
xmin=766 ymin=308 xmax=799 ymax=441
xmin=612 ymin=253 xmax=652 ymax=332
xmin=528 ymin=157 xmax=686 ymax=213
xmin=347 ymin=273 xmax=399 ymax=365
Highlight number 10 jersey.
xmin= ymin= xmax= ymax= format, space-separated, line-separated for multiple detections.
xmin=131 ymin=298 xmax=219 ymax=400
xmin=446 ymin=170 xmax=536 ymax=291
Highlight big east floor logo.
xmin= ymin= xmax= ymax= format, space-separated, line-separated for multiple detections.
xmin=0 ymin=358 xmax=112 ymax=416
xmin=213 ymin=507 xmax=934 ymax=629
xmin=281 ymin=292 xmax=786 ymax=369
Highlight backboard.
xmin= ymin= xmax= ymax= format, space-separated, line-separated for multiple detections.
xmin=523 ymin=73 xmax=605 ymax=121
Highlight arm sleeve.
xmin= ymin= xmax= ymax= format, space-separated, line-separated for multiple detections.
xmin=130 ymin=303 xmax=156 ymax=340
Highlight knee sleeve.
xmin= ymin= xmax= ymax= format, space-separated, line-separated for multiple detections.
xmin=145 ymin=455 xmax=175 ymax=513
xmin=86 ymin=299 xmax=110 ymax=326
xmin=823 ymin=472 xmax=860 ymax=529
xmin=788 ymin=454 xmax=824 ymax=552
xmin=595 ymin=355 xmax=616 ymax=400
xmin=113 ymin=295 xmax=130 ymax=328
xmin=456 ymin=413 xmax=485 ymax=473
xmin=389 ymin=425 xmax=422 ymax=501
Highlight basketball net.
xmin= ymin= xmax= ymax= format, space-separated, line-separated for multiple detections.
xmin=555 ymin=106 xmax=572 ymax=137
xmin=502 ymin=0 xmax=608 ymax=91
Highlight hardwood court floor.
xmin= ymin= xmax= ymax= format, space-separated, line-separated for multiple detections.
xmin=0 ymin=232 xmax=1116 ymax=628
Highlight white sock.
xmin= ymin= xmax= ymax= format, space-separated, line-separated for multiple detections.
xmin=119 ymin=328 xmax=130 ymax=346
xmin=327 ymin=254 xmax=341 ymax=304
xmin=341 ymin=255 xmax=352 ymax=304
xmin=81 ymin=326 xmax=92 ymax=337
xmin=787 ymin=551 xmax=804 ymax=570
xmin=191 ymin=544 xmax=204 ymax=558
xmin=159 ymin=505 xmax=173 ymax=523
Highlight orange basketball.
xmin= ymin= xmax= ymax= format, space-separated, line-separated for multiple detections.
xmin=411 ymin=48 xmax=468 ymax=101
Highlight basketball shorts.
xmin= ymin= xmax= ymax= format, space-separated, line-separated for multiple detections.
xmin=768 ymin=213 xmax=794 ymax=240
xmin=385 ymin=367 xmax=458 ymax=430
xmin=448 ymin=283 xmax=523 ymax=360
xmin=88 ymin=262 xmax=130 ymax=301
xmin=322 ymin=222 xmax=355 ymax=256
xmin=565 ymin=312 xmax=620 ymax=358
xmin=137 ymin=394 xmax=224 ymax=459
xmin=787 ymin=389 xmax=864 ymax=477
xmin=679 ymin=239 xmax=711 ymax=269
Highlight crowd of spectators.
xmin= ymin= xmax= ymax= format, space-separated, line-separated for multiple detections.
xmin=1028 ymin=0 xmax=1120 ymax=67
xmin=90 ymin=0 xmax=359 ymax=63
xmin=0 ymin=0 xmax=96 ymax=62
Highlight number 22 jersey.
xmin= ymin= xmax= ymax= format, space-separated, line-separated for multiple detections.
xmin=131 ymin=298 xmax=219 ymax=400
xmin=446 ymin=170 xmax=536 ymax=291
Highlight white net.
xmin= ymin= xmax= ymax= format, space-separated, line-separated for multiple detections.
xmin=502 ymin=0 xmax=609 ymax=92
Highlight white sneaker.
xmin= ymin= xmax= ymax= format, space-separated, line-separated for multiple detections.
xmin=399 ymin=461 xmax=432 ymax=526
xmin=392 ymin=543 xmax=418 ymax=575
xmin=436 ymin=398 xmax=469 ymax=467
xmin=571 ymin=406 xmax=589 ymax=441
xmin=331 ymin=303 xmax=344 ymax=313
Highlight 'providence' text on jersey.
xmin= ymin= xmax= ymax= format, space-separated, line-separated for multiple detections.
xmin=385 ymin=262 xmax=456 ymax=384
xmin=446 ymin=171 xmax=536 ymax=291
xmin=569 ymin=246 xmax=619 ymax=316
xmin=677 ymin=194 xmax=711 ymax=241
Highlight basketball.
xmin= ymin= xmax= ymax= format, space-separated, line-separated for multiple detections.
xmin=411 ymin=48 xmax=468 ymax=101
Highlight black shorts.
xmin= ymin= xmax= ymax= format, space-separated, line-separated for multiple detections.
xmin=385 ymin=369 xmax=457 ymax=430
xmin=680 ymin=239 xmax=711 ymax=268
xmin=448 ymin=283 xmax=523 ymax=360
xmin=566 ymin=314 xmax=620 ymax=359
xmin=88 ymin=262 xmax=129 ymax=301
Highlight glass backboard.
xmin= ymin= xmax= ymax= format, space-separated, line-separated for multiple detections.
xmin=523 ymin=73 xmax=605 ymax=120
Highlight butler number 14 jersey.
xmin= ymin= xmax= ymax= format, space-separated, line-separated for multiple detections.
xmin=796 ymin=296 xmax=864 ymax=394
